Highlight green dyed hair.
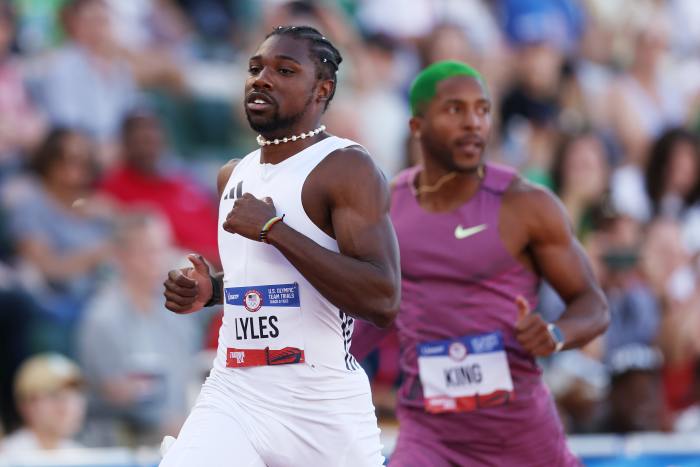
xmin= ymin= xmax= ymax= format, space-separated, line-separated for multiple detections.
xmin=409 ymin=60 xmax=485 ymax=116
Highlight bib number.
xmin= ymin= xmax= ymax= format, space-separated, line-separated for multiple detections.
xmin=224 ymin=283 xmax=304 ymax=368
xmin=417 ymin=331 xmax=514 ymax=413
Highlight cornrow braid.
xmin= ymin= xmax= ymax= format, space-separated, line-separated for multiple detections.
xmin=266 ymin=25 xmax=343 ymax=110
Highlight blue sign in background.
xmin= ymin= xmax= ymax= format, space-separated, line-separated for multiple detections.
xmin=582 ymin=454 xmax=700 ymax=466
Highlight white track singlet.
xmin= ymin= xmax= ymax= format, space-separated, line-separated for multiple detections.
xmin=160 ymin=136 xmax=384 ymax=467
xmin=215 ymin=136 xmax=365 ymax=374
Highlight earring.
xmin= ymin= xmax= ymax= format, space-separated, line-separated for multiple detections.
xmin=477 ymin=164 xmax=485 ymax=179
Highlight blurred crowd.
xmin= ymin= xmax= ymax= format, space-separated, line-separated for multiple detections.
xmin=0 ymin=0 xmax=700 ymax=456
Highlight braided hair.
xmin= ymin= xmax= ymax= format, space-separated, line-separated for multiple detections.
xmin=265 ymin=25 xmax=343 ymax=110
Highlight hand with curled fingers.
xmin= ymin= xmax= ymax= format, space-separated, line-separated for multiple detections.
xmin=163 ymin=254 xmax=213 ymax=314
xmin=514 ymin=295 xmax=557 ymax=357
xmin=222 ymin=193 xmax=278 ymax=241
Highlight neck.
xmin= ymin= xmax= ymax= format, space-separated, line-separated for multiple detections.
xmin=415 ymin=159 xmax=484 ymax=211
xmin=633 ymin=60 xmax=656 ymax=85
xmin=33 ymin=429 xmax=62 ymax=450
xmin=128 ymin=161 xmax=158 ymax=176
xmin=560 ymin=193 xmax=585 ymax=227
xmin=123 ymin=275 xmax=156 ymax=313
xmin=258 ymin=122 xmax=327 ymax=165
xmin=75 ymin=39 xmax=110 ymax=60
xmin=45 ymin=181 xmax=83 ymax=209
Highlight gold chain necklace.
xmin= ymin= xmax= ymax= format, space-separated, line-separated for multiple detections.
xmin=411 ymin=171 xmax=457 ymax=196
xmin=411 ymin=165 xmax=485 ymax=197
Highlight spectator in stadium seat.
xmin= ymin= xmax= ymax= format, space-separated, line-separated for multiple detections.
xmin=551 ymin=131 xmax=610 ymax=240
xmin=78 ymin=212 xmax=202 ymax=446
xmin=499 ymin=39 xmax=565 ymax=184
xmin=1 ymin=128 xmax=113 ymax=354
xmin=0 ymin=353 xmax=86 ymax=454
xmin=644 ymin=128 xmax=700 ymax=221
xmin=99 ymin=111 xmax=220 ymax=267
xmin=0 ymin=283 xmax=43 ymax=435
xmin=644 ymin=219 xmax=700 ymax=416
xmin=602 ymin=344 xmax=666 ymax=433
xmin=673 ymin=360 xmax=700 ymax=431
xmin=608 ymin=16 xmax=686 ymax=168
xmin=37 ymin=0 xmax=138 ymax=167
xmin=0 ymin=2 xmax=45 ymax=179
xmin=590 ymin=212 xmax=661 ymax=357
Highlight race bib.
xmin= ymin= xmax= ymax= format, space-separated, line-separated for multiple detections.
xmin=417 ymin=331 xmax=514 ymax=413
xmin=224 ymin=283 xmax=305 ymax=367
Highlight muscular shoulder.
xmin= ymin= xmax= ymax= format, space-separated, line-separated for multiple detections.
xmin=320 ymin=145 xmax=385 ymax=181
xmin=503 ymin=177 xmax=573 ymax=245
xmin=312 ymin=145 xmax=390 ymax=209
xmin=216 ymin=158 xmax=240 ymax=198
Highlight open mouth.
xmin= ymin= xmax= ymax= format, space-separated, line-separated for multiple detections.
xmin=454 ymin=135 xmax=484 ymax=152
xmin=246 ymin=92 xmax=276 ymax=112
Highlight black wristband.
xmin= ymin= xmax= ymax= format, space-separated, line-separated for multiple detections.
xmin=204 ymin=274 xmax=222 ymax=307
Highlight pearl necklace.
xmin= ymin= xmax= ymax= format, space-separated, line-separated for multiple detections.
xmin=256 ymin=125 xmax=326 ymax=147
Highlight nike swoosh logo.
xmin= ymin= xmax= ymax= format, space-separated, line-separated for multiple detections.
xmin=454 ymin=224 xmax=488 ymax=240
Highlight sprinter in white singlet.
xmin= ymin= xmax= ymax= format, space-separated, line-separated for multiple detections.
xmin=160 ymin=26 xmax=400 ymax=467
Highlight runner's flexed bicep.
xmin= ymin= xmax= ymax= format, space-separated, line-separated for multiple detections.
xmin=515 ymin=184 xmax=609 ymax=354
xmin=329 ymin=147 xmax=402 ymax=324
xmin=265 ymin=146 xmax=401 ymax=327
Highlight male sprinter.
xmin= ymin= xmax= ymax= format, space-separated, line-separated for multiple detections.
xmin=352 ymin=61 xmax=609 ymax=466
xmin=161 ymin=26 xmax=400 ymax=467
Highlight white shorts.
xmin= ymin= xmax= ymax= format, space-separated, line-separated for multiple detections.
xmin=160 ymin=367 xmax=384 ymax=467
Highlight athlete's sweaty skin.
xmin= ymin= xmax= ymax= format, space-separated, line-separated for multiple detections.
xmin=163 ymin=32 xmax=400 ymax=328
xmin=353 ymin=68 xmax=609 ymax=466
xmin=407 ymin=75 xmax=608 ymax=354
xmin=160 ymin=27 xmax=397 ymax=467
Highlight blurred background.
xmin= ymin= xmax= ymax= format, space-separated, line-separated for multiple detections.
xmin=0 ymin=0 xmax=700 ymax=465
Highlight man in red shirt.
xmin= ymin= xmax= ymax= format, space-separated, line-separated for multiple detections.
xmin=100 ymin=111 xmax=220 ymax=265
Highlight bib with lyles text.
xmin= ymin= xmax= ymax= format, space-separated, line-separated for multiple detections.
xmin=225 ymin=283 xmax=305 ymax=367
xmin=417 ymin=331 xmax=514 ymax=413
